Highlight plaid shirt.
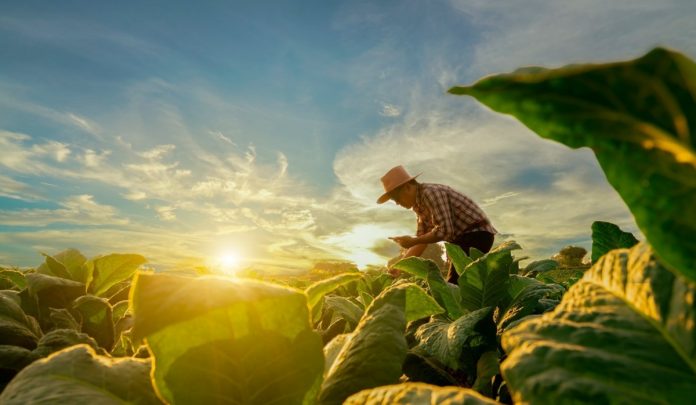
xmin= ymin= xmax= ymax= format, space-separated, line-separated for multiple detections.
xmin=413 ymin=183 xmax=497 ymax=242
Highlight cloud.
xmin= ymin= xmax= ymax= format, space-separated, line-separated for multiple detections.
xmin=0 ymin=194 xmax=128 ymax=227
xmin=67 ymin=113 xmax=100 ymax=135
xmin=0 ymin=92 xmax=102 ymax=137
xmin=0 ymin=130 xmax=72 ymax=173
xmin=155 ymin=206 xmax=176 ymax=221
xmin=450 ymin=0 xmax=696 ymax=78
xmin=138 ymin=144 xmax=176 ymax=160
xmin=380 ymin=103 xmax=401 ymax=117
xmin=123 ymin=191 xmax=147 ymax=201
xmin=210 ymin=130 xmax=236 ymax=146
xmin=82 ymin=149 xmax=111 ymax=168
xmin=0 ymin=175 xmax=42 ymax=201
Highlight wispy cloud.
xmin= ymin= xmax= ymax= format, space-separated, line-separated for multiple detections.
xmin=0 ymin=194 xmax=128 ymax=226
xmin=380 ymin=103 xmax=401 ymax=117
xmin=0 ymin=175 xmax=42 ymax=201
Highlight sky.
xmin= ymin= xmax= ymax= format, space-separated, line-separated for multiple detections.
xmin=1 ymin=0 xmax=695 ymax=273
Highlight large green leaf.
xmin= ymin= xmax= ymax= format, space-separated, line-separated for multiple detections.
xmin=343 ymin=382 xmax=499 ymax=404
xmin=0 ymin=291 xmax=41 ymax=350
xmin=33 ymin=329 xmax=102 ymax=358
xmin=400 ymin=283 xmax=445 ymax=322
xmin=0 ymin=269 xmax=26 ymax=290
xmin=458 ymin=242 xmax=519 ymax=312
xmin=394 ymin=257 xmax=463 ymax=319
xmin=37 ymin=249 xmax=88 ymax=282
xmin=0 ymin=344 xmax=161 ymax=404
xmin=72 ymin=295 xmax=114 ymax=350
xmin=445 ymin=242 xmax=474 ymax=275
xmin=450 ymin=48 xmax=696 ymax=282
xmin=413 ymin=307 xmax=493 ymax=371
xmin=306 ymin=273 xmax=363 ymax=310
xmin=472 ymin=350 xmax=500 ymax=397
xmin=501 ymin=242 xmax=696 ymax=404
xmin=591 ymin=220 xmax=640 ymax=263
xmin=0 ymin=345 xmax=40 ymax=389
xmin=86 ymin=253 xmax=146 ymax=297
xmin=131 ymin=272 xmax=324 ymax=405
xmin=324 ymin=296 xmax=364 ymax=329
xmin=319 ymin=284 xmax=413 ymax=405
xmin=37 ymin=254 xmax=71 ymax=279
xmin=521 ymin=259 xmax=558 ymax=276
xmin=496 ymin=275 xmax=564 ymax=334
xmin=49 ymin=308 xmax=81 ymax=331
xmin=25 ymin=273 xmax=85 ymax=309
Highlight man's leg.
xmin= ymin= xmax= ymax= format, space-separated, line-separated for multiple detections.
xmin=446 ymin=231 xmax=495 ymax=284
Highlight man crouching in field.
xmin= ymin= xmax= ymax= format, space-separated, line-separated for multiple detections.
xmin=377 ymin=165 xmax=497 ymax=284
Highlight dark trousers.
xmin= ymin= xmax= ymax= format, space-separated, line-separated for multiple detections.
xmin=446 ymin=231 xmax=495 ymax=284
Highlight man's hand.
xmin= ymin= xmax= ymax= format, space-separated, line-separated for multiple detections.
xmin=389 ymin=235 xmax=417 ymax=249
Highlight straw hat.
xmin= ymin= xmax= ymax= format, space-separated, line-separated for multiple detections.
xmin=376 ymin=165 xmax=421 ymax=204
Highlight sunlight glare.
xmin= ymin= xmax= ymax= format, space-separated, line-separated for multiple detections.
xmin=216 ymin=251 xmax=242 ymax=275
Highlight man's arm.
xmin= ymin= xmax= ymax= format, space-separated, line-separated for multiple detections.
xmin=402 ymin=243 xmax=428 ymax=258
xmin=390 ymin=229 xmax=442 ymax=250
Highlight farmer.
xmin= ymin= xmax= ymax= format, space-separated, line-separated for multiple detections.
xmin=377 ymin=165 xmax=497 ymax=284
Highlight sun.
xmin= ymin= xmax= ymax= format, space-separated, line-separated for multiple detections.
xmin=216 ymin=251 xmax=242 ymax=274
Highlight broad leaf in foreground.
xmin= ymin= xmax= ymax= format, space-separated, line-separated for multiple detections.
xmin=501 ymin=242 xmax=696 ymax=404
xmin=450 ymin=47 xmax=696 ymax=282
xmin=131 ymin=272 xmax=323 ymax=405
xmin=344 ymin=382 xmax=499 ymax=405
xmin=591 ymin=220 xmax=639 ymax=263
xmin=319 ymin=284 xmax=442 ymax=405
xmin=0 ymin=344 xmax=161 ymax=404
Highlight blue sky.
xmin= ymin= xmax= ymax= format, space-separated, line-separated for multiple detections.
xmin=2 ymin=0 xmax=695 ymax=272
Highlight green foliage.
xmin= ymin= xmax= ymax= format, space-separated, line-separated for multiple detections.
xmin=0 ymin=345 xmax=161 ymax=404
xmin=393 ymin=257 xmax=463 ymax=319
xmin=450 ymin=47 xmax=696 ymax=282
xmin=324 ymin=296 xmax=364 ymax=330
xmin=0 ymin=291 xmax=41 ymax=350
xmin=591 ymin=220 xmax=640 ymax=262
xmin=472 ymin=351 xmax=500 ymax=397
xmin=343 ymin=382 xmax=499 ymax=404
xmin=496 ymin=275 xmax=564 ymax=334
xmin=319 ymin=285 xmax=411 ymax=405
xmin=520 ymin=259 xmax=558 ymax=276
xmin=0 ymin=249 xmax=147 ymax=388
xmin=458 ymin=242 xmax=521 ymax=312
xmin=0 ymin=270 xmax=26 ymax=291
xmin=131 ymin=272 xmax=324 ymax=405
xmin=306 ymin=273 xmax=363 ymax=310
xmin=502 ymin=243 xmax=696 ymax=403
xmin=71 ymin=296 xmax=114 ymax=350
xmin=413 ymin=307 xmax=493 ymax=371
xmin=444 ymin=243 xmax=473 ymax=275
xmin=86 ymin=254 xmax=146 ymax=297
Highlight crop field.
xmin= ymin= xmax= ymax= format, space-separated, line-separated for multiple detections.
xmin=0 ymin=48 xmax=694 ymax=404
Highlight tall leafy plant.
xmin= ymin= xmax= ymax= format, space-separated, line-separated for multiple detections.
xmin=450 ymin=47 xmax=696 ymax=403
xmin=450 ymin=47 xmax=696 ymax=283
